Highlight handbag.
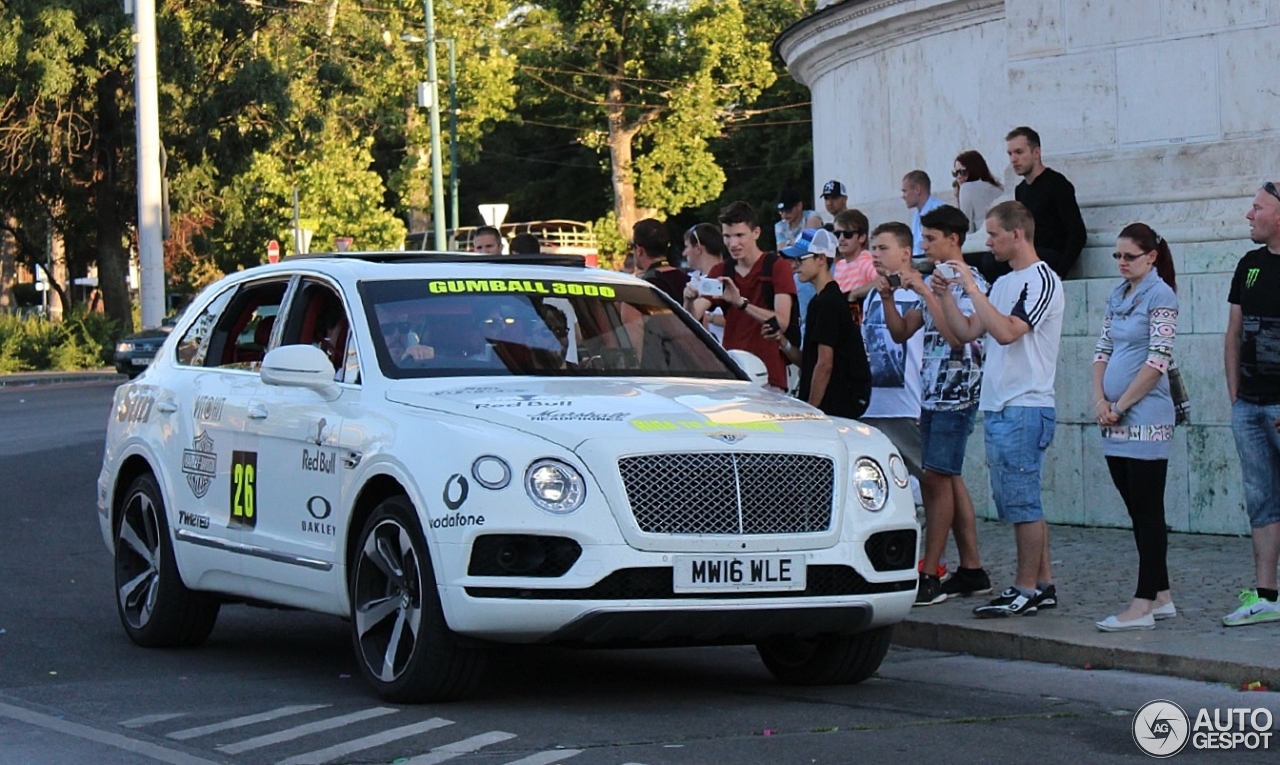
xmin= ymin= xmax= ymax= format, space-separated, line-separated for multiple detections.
xmin=1168 ymin=359 xmax=1191 ymax=425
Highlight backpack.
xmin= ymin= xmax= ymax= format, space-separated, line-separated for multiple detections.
xmin=757 ymin=252 xmax=803 ymax=349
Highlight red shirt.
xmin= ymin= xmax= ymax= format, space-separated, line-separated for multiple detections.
xmin=709 ymin=253 xmax=796 ymax=389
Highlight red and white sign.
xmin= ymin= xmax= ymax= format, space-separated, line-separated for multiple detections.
xmin=266 ymin=239 xmax=281 ymax=264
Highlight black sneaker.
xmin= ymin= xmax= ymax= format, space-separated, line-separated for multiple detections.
xmin=1031 ymin=584 xmax=1057 ymax=610
xmin=914 ymin=573 xmax=946 ymax=606
xmin=940 ymin=567 xmax=993 ymax=598
xmin=973 ymin=587 xmax=1038 ymax=618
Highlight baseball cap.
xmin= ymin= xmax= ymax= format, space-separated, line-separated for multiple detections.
xmin=781 ymin=228 xmax=838 ymax=260
xmin=776 ymin=188 xmax=802 ymax=210
xmin=821 ymin=180 xmax=847 ymax=198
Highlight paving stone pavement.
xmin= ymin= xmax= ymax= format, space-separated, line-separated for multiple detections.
xmin=896 ymin=518 xmax=1280 ymax=690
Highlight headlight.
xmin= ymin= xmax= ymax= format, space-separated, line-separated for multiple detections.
xmin=523 ymin=459 xmax=585 ymax=514
xmin=853 ymin=457 xmax=888 ymax=512
xmin=116 ymin=342 xmax=134 ymax=353
xmin=888 ymin=453 xmax=910 ymax=488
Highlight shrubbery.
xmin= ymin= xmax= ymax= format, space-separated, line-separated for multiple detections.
xmin=0 ymin=310 xmax=119 ymax=373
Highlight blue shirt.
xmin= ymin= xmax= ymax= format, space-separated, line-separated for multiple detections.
xmin=910 ymin=196 xmax=944 ymax=257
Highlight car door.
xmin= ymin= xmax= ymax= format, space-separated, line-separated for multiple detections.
xmin=163 ymin=277 xmax=288 ymax=588
xmin=240 ymin=277 xmax=363 ymax=605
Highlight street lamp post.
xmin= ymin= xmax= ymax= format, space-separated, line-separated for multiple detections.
xmin=420 ymin=0 xmax=446 ymax=251
xmin=447 ymin=39 xmax=458 ymax=237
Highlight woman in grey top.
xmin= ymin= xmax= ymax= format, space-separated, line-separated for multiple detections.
xmin=1091 ymin=223 xmax=1179 ymax=632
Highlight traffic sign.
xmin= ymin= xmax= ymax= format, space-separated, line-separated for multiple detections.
xmin=267 ymin=239 xmax=280 ymax=263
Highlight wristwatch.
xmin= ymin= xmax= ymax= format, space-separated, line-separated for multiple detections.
xmin=738 ymin=297 xmax=750 ymax=311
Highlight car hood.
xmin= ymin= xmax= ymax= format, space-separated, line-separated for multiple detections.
xmin=123 ymin=327 xmax=172 ymax=342
xmin=384 ymin=378 xmax=844 ymax=449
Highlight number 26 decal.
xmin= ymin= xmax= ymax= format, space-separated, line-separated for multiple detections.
xmin=230 ymin=451 xmax=258 ymax=529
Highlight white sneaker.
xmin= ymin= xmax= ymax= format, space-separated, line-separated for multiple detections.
xmin=1151 ymin=601 xmax=1177 ymax=620
xmin=1222 ymin=590 xmax=1280 ymax=627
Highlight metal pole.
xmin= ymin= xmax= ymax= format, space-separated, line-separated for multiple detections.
xmin=447 ymin=39 xmax=459 ymax=240
xmin=292 ymin=186 xmax=303 ymax=255
xmin=422 ymin=0 xmax=446 ymax=251
xmin=133 ymin=0 xmax=165 ymax=328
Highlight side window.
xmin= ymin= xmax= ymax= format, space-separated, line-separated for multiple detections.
xmin=175 ymin=288 xmax=235 ymax=367
xmin=279 ymin=280 xmax=358 ymax=383
xmin=180 ymin=280 xmax=288 ymax=370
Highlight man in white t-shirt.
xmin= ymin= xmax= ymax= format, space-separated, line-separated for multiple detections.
xmin=862 ymin=222 xmax=925 ymax=480
xmin=934 ymin=201 xmax=1064 ymax=618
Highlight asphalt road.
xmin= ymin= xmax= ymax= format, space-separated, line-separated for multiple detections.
xmin=0 ymin=381 xmax=1273 ymax=765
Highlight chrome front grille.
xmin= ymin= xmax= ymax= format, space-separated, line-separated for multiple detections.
xmin=617 ymin=453 xmax=835 ymax=535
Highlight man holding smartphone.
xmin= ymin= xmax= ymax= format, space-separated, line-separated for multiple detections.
xmin=862 ymin=222 xmax=926 ymax=486
xmin=768 ymin=228 xmax=871 ymax=418
xmin=880 ymin=206 xmax=991 ymax=606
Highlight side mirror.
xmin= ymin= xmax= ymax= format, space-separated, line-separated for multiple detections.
xmin=725 ymin=349 xmax=769 ymax=387
xmin=261 ymin=345 xmax=338 ymax=395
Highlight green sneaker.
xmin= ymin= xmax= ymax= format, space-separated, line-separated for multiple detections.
xmin=1222 ymin=590 xmax=1280 ymax=627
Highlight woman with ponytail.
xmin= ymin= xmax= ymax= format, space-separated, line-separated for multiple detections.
xmin=1091 ymin=222 xmax=1179 ymax=632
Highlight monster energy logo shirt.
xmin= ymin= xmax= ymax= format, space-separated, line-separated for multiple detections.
xmin=1229 ymin=247 xmax=1280 ymax=404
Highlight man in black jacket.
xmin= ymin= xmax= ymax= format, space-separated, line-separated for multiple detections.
xmin=1006 ymin=126 xmax=1086 ymax=278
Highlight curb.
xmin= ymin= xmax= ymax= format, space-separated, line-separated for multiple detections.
xmin=0 ymin=372 xmax=125 ymax=388
xmin=892 ymin=618 xmax=1280 ymax=690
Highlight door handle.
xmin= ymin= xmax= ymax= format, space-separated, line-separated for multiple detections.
xmin=156 ymin=401 xmax=178 ymax=414
xmin=247 ymin=405 xmax=269 ymax=420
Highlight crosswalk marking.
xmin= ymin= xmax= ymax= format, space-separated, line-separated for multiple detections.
xmin=399 ymin=730 xmax=518 ymax=765
xmin=217 ymin=707 xmax=399 ymax=755
xmin=274 ymin=717 xmax=455 ymax=765
xmin=499 ymin=750 xmax=584 ymax=765
xmin=119 ymin=712 xmax=188 ymax=729
xmin=168 ymin=705 xmax=329 ymax=740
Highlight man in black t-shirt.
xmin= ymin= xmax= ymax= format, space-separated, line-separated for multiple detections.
xmin=1006 ymin=126 xmax=1086 ymax=279
xmin=766 ymin=228 xmax=871 ymax=418
xmin=1223 ymin=180 xmax=1280 ymax=627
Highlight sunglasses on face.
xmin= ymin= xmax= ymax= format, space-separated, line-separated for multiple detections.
xmin=1112 ymin=251 xmax=1148 ymax=262
xmin=834 ymin=230 xmax=861 ymax=239
xmin=1265 ymin=181 xmax=1280 ymax=204
xmin=951 ymin=168 xmax=968 ymax=178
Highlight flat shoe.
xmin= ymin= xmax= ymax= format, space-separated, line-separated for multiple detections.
xmin=1152 ymin=602 xmax=1177 ymax=620
xmin=1096 ymin=613 xmax=1155 ymax=632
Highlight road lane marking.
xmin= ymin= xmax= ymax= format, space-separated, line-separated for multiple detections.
xmin=274 ymin=717 xmax=454 ymax=765
xmin=400 ymin=731 xmax=518 ymax=764
xmin=217 ymin=707 xmax=399 ymax=754
xmin=168 ymin=705 xmax=329 ymax=740
xmin=121 ymin=712 xmax=189 ymax=729
xmin=500 ymin=751 xmax=584 ymax=765
xmin=0 ymin=701 xmax=222 ymax=765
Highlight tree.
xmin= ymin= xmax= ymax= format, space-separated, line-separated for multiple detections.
xmin=509 ymin=0 xmax=775 ymax=239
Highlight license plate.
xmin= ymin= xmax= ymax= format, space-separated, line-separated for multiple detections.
xmin=672 ymin=554 xmax=806 ymax=593
xmin=131 ymin=356 xmax=153 ymax=366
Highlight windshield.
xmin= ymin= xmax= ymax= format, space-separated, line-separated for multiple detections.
xmin=360 ymin=277 xmax=741 ymax=380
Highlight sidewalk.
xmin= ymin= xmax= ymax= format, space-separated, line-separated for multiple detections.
xmin=0 ymin=369 xmax=123 ymax=387
xmin=896 ymin=518 xmax=1280 ymax=690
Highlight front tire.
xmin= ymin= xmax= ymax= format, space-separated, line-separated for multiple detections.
xmin=756 ymin=626 xmax=893 ymax=686
xmin=349 ymin=496 xmax=487 ymax=702
xmin=114 ymin=473 xmax=219 ymax=647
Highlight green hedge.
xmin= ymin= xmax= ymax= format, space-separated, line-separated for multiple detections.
xmin=0 ymin=310 xmax=119 ymax=372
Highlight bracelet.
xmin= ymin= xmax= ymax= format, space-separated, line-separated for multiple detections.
xmin=1111 ymin=401 xmax=1125 ymax=416
xmin=1094 ymin=399 xmax=1108 ymax=409
xmin=780 ymin=340 xmax=792 ymax=352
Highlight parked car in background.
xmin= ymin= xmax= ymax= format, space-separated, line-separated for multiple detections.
xmin=98 ymin=250 xmax=918 ymax=702
xmin=113 ymin=317 xmax=177 ymax=378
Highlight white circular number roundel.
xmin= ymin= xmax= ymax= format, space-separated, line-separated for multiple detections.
xmin=1132 ymin=699 xmax=1190 ymax=758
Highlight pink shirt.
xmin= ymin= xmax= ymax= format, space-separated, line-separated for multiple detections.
xmin=834 ymin=251 xmax=876 ymax=294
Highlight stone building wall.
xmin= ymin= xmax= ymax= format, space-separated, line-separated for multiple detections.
xmin=778 ymin=0 xmax=1280 ymax=534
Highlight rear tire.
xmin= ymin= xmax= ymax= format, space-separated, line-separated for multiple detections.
xmin=114 ymin=473 xmax=219 ymax=647
xmin=349 ymin=495 xmax=488 ymax=702
xmin=756 ymin=626 xmax=892 ymax=686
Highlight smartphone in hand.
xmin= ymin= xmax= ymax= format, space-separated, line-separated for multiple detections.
xmin=698 ymin=277 xmax=724 ymax=297
xmin=764 ymin=316 xmax=781 ymax=334
xmin=934 ymin=263 xmax=959 ymax=280
xmin=887 ymin=274 xmax=902 ymax=289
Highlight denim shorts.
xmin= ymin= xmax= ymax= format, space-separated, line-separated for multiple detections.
xmin=920 ymin=406 xmax=977 ymax=476
xmin=983 ymin=406 xmax=1056 ymax=523
xmin=1231 ymin=400 xmax=1280 ymax=528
